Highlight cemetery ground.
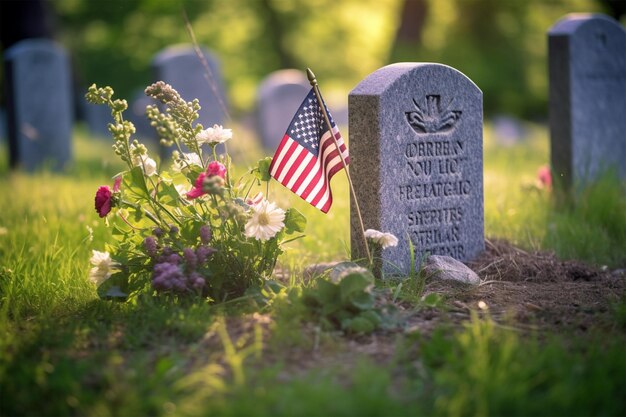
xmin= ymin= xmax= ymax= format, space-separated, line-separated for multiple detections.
xmin=1 ymin=122 xmax=625 ymax=416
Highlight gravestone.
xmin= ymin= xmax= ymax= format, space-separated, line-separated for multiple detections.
xmin=127 ymin=90 xmax=158 ymax=143
xmin=83 ymin=99 xmax=111 ymax=139
xmin=549 ymin=14 xmax=626 ymax=188
xmin=256 ymin=69 xmax=310 ymax=150
xmin=0 ymin=108 xmax=6 ymax=143
xmin=349 ymin=63 xmax=484 ymax=276
xmin=152 ymin=45 xmax=227 ymax=129
xmin=4 ymin=39 xmax=73 ymax=171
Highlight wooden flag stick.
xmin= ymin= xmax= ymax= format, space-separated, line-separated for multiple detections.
xmin=306 ymin=68 xmax=372 ymax=266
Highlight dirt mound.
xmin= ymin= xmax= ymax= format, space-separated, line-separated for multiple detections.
xmin=422 ymin=239 xmax=626 ymax=334
xmin=469 ymin=239 xmax=600 ymax=283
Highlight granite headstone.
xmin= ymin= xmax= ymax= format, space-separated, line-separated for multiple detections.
xmin=256 ymin=69 xmax=310 ymax=150
xmin=127 ymin=90 xmax=158 ymax=144
xmin=549 ymin=14 xmax=626 ymax=188
xmin=83 ymin=99 xmax=111 ymax=139
xmin=152 ymin=45 xmax=227 ymax=128
xmin=4 ymin=39 xmax=73 ymax=171
xmin=349 ymin=63 xmax=484 ymax=276
xmin=0 ymin=108 xmax=6 ymax=143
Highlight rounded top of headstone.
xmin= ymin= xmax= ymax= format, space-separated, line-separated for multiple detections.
xmin=153 ymin=44 xmax=214 ymax=64
xmin=257 ymin=69 xmax=310 ymax=94
xmin=549 ymin=13 xmax=625 ymax=35
xmin=4 ymin=38 xmax=66 ymax=60
xmin=350 ymin=63 xmax=481 ymax=97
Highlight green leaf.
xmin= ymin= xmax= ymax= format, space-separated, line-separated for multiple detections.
xmin=316 ymin=279 xmax=342 ymax=315
xmin=185 ymin=166 xmax=203 ymax=185
xmin=339 ymin=272 xmax=372 ymax=302
xmin=255 ymin=157 xmax=273 ymax=182
xmin=422 ymin=292 xmax=444 ymax=307
xmin=360 ymin=310 xmax=382 ymax=326
xmin=284 ymin=208 xmax=306 ymax=234
xmin=349 ymin=291 xmax=375 ymax=310
xmin=96 ymin=271 xmax=129 ymax=301
xmin=343 ymin=316 xmax=375 ymax=333
xmin=157 ymin=181 xmax=181 ymax=206
xmin=129 ymin=166 xmax=149 ymax=194
xmin=181 ymin=220 xmax=203 ymax=242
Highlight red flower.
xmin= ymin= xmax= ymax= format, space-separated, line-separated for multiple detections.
xmin=186 ymin=162 xmax=227 ymax=200
xmin=207 ymin=161 xmax=226 ymax=178
xmin=95 ymin=186 xmax=113 ymax=218
xmin=95 ymin=176 xmax=122 ymax=218
xmin=186 ymin=172 xmax=207 ymax=200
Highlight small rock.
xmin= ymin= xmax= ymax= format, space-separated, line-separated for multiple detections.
xmin=423 ymin=255 xmax=480 ymax=286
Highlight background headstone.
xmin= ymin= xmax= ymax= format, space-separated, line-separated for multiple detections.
xmin=256 ymin=69 xmax=310 ymax=150
xmin=549 ymin=14 xmax=626 ymax=188
xmin=0 ymin=108 xmax=6 ymax=143
xmin=127 ymin=90 xmax=158 ymax=144
xmin=349 ymin=63 xmax=484 ymax=276
xmin=4 ymin=39 xmax=73 ymax=171
xmin=82 ymin=99 xmax=111 ymax=139
xmin=152 ymin=45 xmax=227 ymax=125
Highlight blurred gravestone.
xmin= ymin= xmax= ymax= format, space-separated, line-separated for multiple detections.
xmin=0 ymin=108 xmax=6 ymax=143
xmin=349 ymin=63 xmax=484 ymax=276
xmin=127 ymin=90 xmax=157 ymax=144
xmin=83 ymin=99 xmax=111 ymax=139
xmin=152 ymin=44 xmax=227 ymax=130
xmin=256 ymin=69 xmax=310 ymax=150
xmin=4 ymin=39 xmax=73 ymax=171
xmin=549 ymin=14 xmax=626 ymax=188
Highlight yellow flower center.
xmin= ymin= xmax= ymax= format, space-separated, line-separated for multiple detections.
xmin=257 ymin=212 xmax=271 ymax=226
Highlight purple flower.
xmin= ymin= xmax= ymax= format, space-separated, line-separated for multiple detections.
xmin=143 ymin=237 xmax=158 ymax=257
xmin=196 ymin=246 xmax=217 ymax=264
xmin=183 ymin=248 xmax=197 ymax=269
xmin=199 ymin=225 xmax=212 ymax=244
xmin=152 ymin=261 xmax=185 ymax=292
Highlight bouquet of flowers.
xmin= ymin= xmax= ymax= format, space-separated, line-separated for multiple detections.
xmin=85 ymin=82 xmax=306 ymax=302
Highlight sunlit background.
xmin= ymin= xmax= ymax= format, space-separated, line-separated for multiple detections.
xmin=1 ymin=0 xmax=624 ymax=119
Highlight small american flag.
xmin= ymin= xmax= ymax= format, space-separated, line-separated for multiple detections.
xmin=269 ymin=88 xmax=349 ymax=213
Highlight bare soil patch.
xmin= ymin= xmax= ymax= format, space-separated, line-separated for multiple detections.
xmin=189 ymin=240 xmax=626 ymax=375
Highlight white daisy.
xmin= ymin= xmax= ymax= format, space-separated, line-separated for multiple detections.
xmin=244 ymin=200 xmax=285 ymax=241
xmin=364 ymin=229 xmax=398 ymax=249
xmin=196 ymin=124 xmax=232 ymax=145
xmin=88 ymin=250 xmax=117 ymax=286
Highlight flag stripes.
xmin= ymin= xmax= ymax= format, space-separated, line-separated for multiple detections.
xmin=270 ymin=125 xmax=348 ymax=213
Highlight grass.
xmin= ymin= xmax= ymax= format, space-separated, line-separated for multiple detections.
xmin=1 ymin=121 xmax=625 ymax=416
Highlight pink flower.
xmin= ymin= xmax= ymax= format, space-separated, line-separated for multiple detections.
xmin=537 ymin=165 xmax=552 ymax=190
xmin=113 ymin=176 xmax=122 ymax=192
xmin=207 ymin=161 xmax=226 ymax=179
xmin=186 ymin=172 xmax=207 ymax=200
xmin=186 ymin=162 xmax=227 ymax=200
xmin=95 ymin=186 xmax=112 ymax=218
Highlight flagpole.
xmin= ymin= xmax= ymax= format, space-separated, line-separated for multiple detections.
xmin=306 ymin=68 xmax=372 ymax=266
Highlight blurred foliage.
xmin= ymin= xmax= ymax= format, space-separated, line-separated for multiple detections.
xmin=390 ymin=0 xmax=607 ymax=118
xmin=52 ymin=0 xmax=399 ymax=113
xmin=20 ymin=0 xmax=622 ymax=117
